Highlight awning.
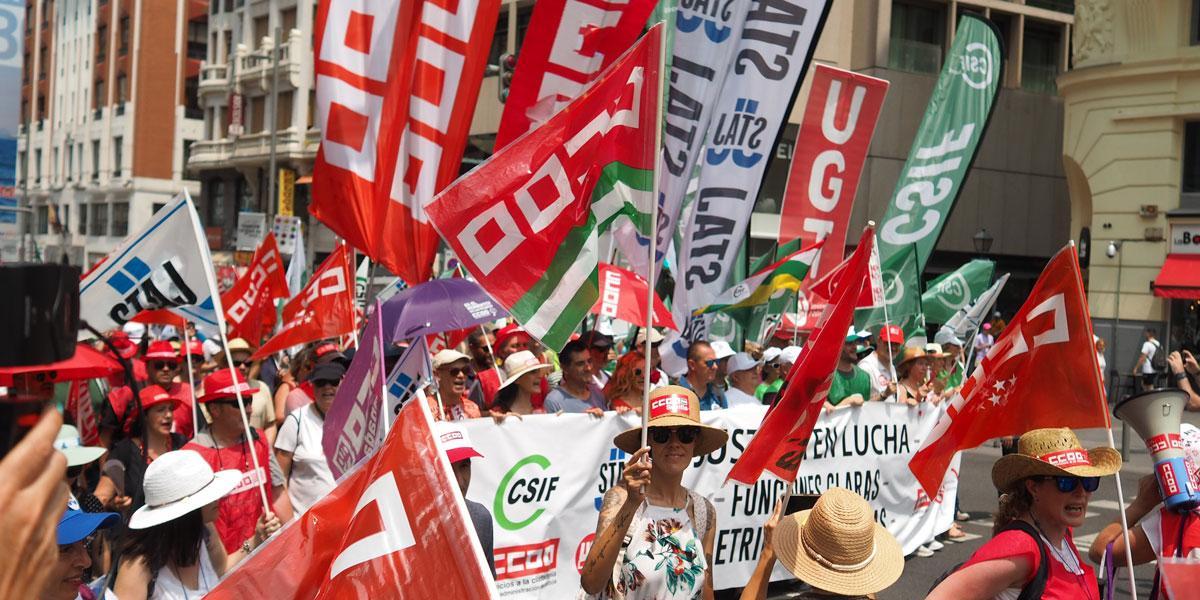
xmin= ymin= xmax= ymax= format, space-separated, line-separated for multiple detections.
xmin=1153 ymin=254 xmax=1200 ymax=299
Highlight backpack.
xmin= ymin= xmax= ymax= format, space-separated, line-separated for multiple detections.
xmin=1150 ymin=339 xmax=1167 ymax=373
xmin=927 ymin=520 xmax=1050 ymax=599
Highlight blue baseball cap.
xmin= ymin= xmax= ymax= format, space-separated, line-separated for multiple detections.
xmin=57 ymin=503 xmax=120 ymax=545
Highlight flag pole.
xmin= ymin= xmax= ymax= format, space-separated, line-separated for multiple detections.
xmin=876 ymin=234 xmax=899 ymax=385
xmin=374 ymin=301 xmax=390 ymax=436
xmin=457 ymin=263 xmax=505 ymax=385
xmin=641 ymin=25 xmax=666 ymax=450
xmin=181 ymin=322 xmax=199 ymax=438
xmin=1071 ymin=241 xmax=1138 ymax=598
xmin=182 ymin=190 xmax=273 ymax=517
xmin=344 ymin=242 xmax=360 ymax=348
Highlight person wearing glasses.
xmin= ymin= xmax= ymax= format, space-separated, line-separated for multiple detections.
xmin=274 ymin=361 xmax=345 ymax=514
xmin=102 ymin=341 xmax=195 ymax=445
xmin=184 ymin=369 xmax=293 ymax=553
xmin=755 ymin=347 xmax=784 ymax=404
xmin=680 ymin=341 xmax=726 ymax=410
xmin=927 ymin=428 xmax=1120 ymax=600
xmin=221 ymin=338 xmax=276 ymax=445
xmin=580 ymin=386 xmax=727 ymax=599
xmin=429 ymin=350 xmax=483 ymax=421
xmin=95 ymin=386 xmax=189 ymax=513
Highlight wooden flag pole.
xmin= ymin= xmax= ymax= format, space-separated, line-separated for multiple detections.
xmin=181 ymin=323 xmax=200 ymax=439
xmin=641 ymin=25 xmax=666 ymax=450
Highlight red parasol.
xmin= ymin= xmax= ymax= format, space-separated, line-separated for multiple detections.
xmin=0 ymin=344 xmax=124 ymax=386
xmin=591 ymin=263 xmax=677 ymax=330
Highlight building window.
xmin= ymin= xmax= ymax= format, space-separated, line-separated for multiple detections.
xmin=97 ymin=25 xmax=107 ymax=62
xmin=60 ymin=205 xmax=69 ymax=233
xmin=113 ymin=136 xmax=123 ymax=177
xmin=208 ymin=179 xmax=227 ymax=226
xmin=34 ymin=149 xmax=41 ymax=184
xmin=78 ymin=203 xmax=88 ymax=234
xmin=488 ymin=5 xmax=534 ymax=66
xmin=111 ymin=202 xmax=129 ymax=237
xmin=253 ymin=15 xmax=268 ymax=46
xmin=119 ymin=16 xmax=130 ymax=55
xmin=66 ymin=145 xmax=74 ymax=182
xmin=1183 ymin=122 xmax=1200 ymax=208
xmin=36 ymin=205 xmax=48 ymax=234
xmin=89 ymin=203 xmax=108 ymax=236
xmin=76 ymin=143 xmax=83 ymax=181
xmin=889 ymin=1 xmax=945 ymax=74
xmin=91 ymin=140 xmax=100 ymax=180
xmin=249 ymin=96 xmax=264 ymax=133
xmin=23 ymin=52 xmax=29 ymax=84
xmin=94 ymin=78 xmax=104 ymax=108
xmin=185 ymin=77 xmax=202 ymax=118
xmin=116 ymin=73 xmax=127 ymax=104
xmin=188 ymin=20 xmax=207 ymax=60
xmin=39 ymin=46 xmax=46 ymax=80
xmin=1193 ymin=0 xmax=1200 ymax=45
xmin=276 ymin=91 xmax=293 ymax=130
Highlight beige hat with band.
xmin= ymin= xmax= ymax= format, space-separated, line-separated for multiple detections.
xmin=498 ymin=350 xmax=552 ymax=390
xmin=772 ymin=487 xmax=904 ymax=596
xmin=991 ymin=427 xmax=1122 ymax=491
xmin=613 ymin=385 xmax=728 ymax=456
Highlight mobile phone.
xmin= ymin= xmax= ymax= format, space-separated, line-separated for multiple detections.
xmin=785 ymin=494 xmax=819 ymax=515
xmin=103 ymin=459 xmax=126 ymax=496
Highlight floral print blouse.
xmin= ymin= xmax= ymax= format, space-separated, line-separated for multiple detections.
xmin=615 ymin=502 xmax=706 ymax=600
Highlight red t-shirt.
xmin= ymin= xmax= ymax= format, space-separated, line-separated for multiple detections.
xmin=184 ymin=431 xmax=274 ymax=553
xmin=963 ymin=528 xmax=1098 ymax=600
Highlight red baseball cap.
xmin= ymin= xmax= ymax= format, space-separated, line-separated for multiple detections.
xmin=879 ymin=325 xmax=905 ymax=345
xmin=199 ymin=369 xmax=253 ymax=403
xmin=184 ymin=340 xmax=204 ymax=357
xmin=138 ymin=385 xmax=182 ymax=410
xmin=144 ymin=341 xmax=180 ymax=362
xmin=494 ymin=324 xmax=531 ymax=349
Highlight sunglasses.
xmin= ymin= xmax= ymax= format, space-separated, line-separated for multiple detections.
xmin=704 ymin=359 xmax=719 ymax=368
xmin=208 ymin=399 xmax=242 ymax=409
xmin=313 ymin=378 xmax=341 ymax=388
xmin=149 ymin=361 xmax=177 ymax=371
xmin=650 ymin=426 xmax=699 ymax=445
xmin=231 ymin=359 xmax=250 ymax=368
xmin=1036 ymin=475 xmax=1101 ymax=493
xmin=441 ymin=367 xmax=470 ymax=377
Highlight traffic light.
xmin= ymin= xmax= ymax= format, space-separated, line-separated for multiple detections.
xmin=498 ymin=53 xmax=517 ymax=103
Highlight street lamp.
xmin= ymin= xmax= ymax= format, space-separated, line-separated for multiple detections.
xmin=973 ymin=228 xmax=994 ymax=254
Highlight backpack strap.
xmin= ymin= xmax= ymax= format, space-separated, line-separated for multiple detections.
xmin=999 ymin=520 xmax=1050 ymax=600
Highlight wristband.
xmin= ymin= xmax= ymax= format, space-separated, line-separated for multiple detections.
xmin=1175 ymin=372 xmax=1188 ymax=382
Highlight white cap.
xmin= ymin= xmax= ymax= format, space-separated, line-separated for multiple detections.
xmin=432 ymin=349 xmax=471 ymax=369
xmin=763 ymin=347 xmax=783 ymax=363
xmin=934 ymin=326 xmax=964 ymax=348
xmin=710 ymin=340 xmax=736 ymax=360
xmin=122 ymin=321 xmax=146 ymax=343
xmin=436 ymin=422 xmax=484 ymax=463
xmin=727 ymin=352 xmax=761 ymax=374
xmin=779 ymin=346 xmax=802 ymax=365
xmin=636 ymin=328 xmax=665 ymax=345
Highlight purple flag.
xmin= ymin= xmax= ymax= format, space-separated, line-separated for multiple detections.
xmin=323 ymin=301 xmax=387 ymax=479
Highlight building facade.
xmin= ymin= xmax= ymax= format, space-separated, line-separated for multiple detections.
xmin=1060 ymin=0 xmax=1200 ymax=384
xmin=18 ymin=0 xmax=207 ymax=266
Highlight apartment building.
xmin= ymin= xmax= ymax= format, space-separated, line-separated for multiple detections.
xmin=18 ymin=0 xmax=206 ymax=266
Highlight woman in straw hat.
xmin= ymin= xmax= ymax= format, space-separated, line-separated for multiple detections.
xmin=741 ymin=488 xmax=903 ymax=599
xmin=928 ymin=427 xmax=1120 ymax=600
xmin=113 ymin=450 xmax=280 ymax=599
xmin=492 ymin=350 xmax=554 ymax=419
xmin=893 ymin=347 xmax=935 ymax=407
xmin=580 ymin=386 xmax=728 ymax=599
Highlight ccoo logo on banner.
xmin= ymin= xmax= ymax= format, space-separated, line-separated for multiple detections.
xmin=80 ymin=194 xmax=220 ymax=335
xmin=463 ymin=403 xmax=958 ymax=598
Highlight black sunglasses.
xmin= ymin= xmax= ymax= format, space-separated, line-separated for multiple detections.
xmin=231 ymin=359 xmax=250 ymax=368
xmin=208 ymin=399 xmax=244 ymax=409
xmin=149 ymin=361 xmax=177 ymax=371
xmin=442 ymin=366 xmax=470 ymax=377
xmin=313 ymin=378 xmax=341 ymax=388
xmin=1036 ymin=476 xmax=1101 ymax=493
xmin=650 ymin=426 xmax=699 ymax=445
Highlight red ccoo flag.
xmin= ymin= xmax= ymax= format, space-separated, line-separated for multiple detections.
xmin=252 ymin=245 xmax=355 ymax=360
xmin=206 ymin=396 xmax=495 ymax=599
xmin=727 ymin=226 xmax=876 ymax=486
xmin=221 ymin=233 xmax=289 ymax=344
xmin=908 ymin=244 xmax=1109 ymax=496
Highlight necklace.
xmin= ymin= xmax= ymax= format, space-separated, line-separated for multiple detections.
xmin=1031 ymin=517 xmax=1095 ymax=600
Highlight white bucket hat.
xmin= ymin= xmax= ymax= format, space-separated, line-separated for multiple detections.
xmin=55 ymin=425 xmax=106 ymax=467
xmin=129 ymin=450 xmax=240 ymax=530
xmin=499 ymin=350 xmax=553 ymax=390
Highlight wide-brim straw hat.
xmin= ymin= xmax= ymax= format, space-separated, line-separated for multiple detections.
xmin=991 ymin=427 xmax=1122 ymax=491
xmin=129 ymin=450 xmax=240 ymax=529
xmin=499 ymin=350 xmax=553 ymax=390
xmin=613 ymin=385 xmax=729 ymax=456
xmin=772 ymin=487 xmax=904 ymax=596
xmin=894 ymin=346 xmax=928 ymax=367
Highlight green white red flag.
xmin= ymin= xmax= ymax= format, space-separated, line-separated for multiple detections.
xmin=727 ymin=226 xmax=876 ymax=486
xmin=427 ymin=25 xmax=662 ymax=350
xmin=693 ymin=240 xmax=824 ymax=321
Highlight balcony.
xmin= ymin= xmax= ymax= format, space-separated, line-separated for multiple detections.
xmin=186 ymin=138 xmax=234 ymax=171
xmin=198 ymin=61 xmax=229 ymax=98
xmin=238 ymin=30 xmax=307 ymax=93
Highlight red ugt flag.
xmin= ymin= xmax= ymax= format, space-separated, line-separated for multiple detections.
xmin=206 ymin=397 xmax=494 ymax=599
xmin=221 ymin=233 xmax=289 ymax=344
xmin=909 ymin=244 xmax=1109 ymax=495
xmin=727 ymin=227 xmax=877 ymax=486
xmin=252 ymin=245 xmax=355 ymax=360
xmin=308 ymin=0 xmax=500 ymax=286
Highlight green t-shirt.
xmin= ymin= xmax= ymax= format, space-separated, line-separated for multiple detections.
xmin=828 ymin=366 xmax=872 ymax=406
xmin=755 ymin=379 xmax=784 ymax=400
xmin=937 ymin=363 xmax=964 ymax=390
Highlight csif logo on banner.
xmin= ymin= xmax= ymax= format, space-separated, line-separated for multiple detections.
xmin=494 ymin=454 xmax=560 ymax=531
xmin=104 ymin=256 xmax=208 ymax=324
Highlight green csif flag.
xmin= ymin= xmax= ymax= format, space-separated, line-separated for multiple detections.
xmin=877 ymin=14 xmax=1003 ymax=270
xmin=921 ymin=259 xmax=994 ymax=324
xmin=855 ymin=244 xmax=923 ymax=337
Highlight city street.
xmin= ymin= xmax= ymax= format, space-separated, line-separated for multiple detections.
xmin=752 ymin=416 xmax=1199 ymax=599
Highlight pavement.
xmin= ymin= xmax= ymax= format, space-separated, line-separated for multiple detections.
xmin=741 ymin=413 xmax=1200 ymax=599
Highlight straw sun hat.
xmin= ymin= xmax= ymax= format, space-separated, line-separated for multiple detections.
xmin=129 ymin=450 xmax=240 ymax=530
xmin=498 ymin=350 xmax=553 ymax=390
xmin=613 ymin=386 xmax=729 ymax=456
xmin=772 ymin=487 xmax=903 ymax=596
xmin=991 ymin=427 xmax=1122 ymax=491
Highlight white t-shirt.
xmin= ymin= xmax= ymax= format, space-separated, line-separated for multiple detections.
xmin=725 ymin=387 xmax=759 ymax=408
xmin=1141 ymin=340 xmax=1159 ymax=374
xmin=856 ymin=352 xmax=892 ymax=396
xmin=275 ymin=403 xmax=336 ymax=514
